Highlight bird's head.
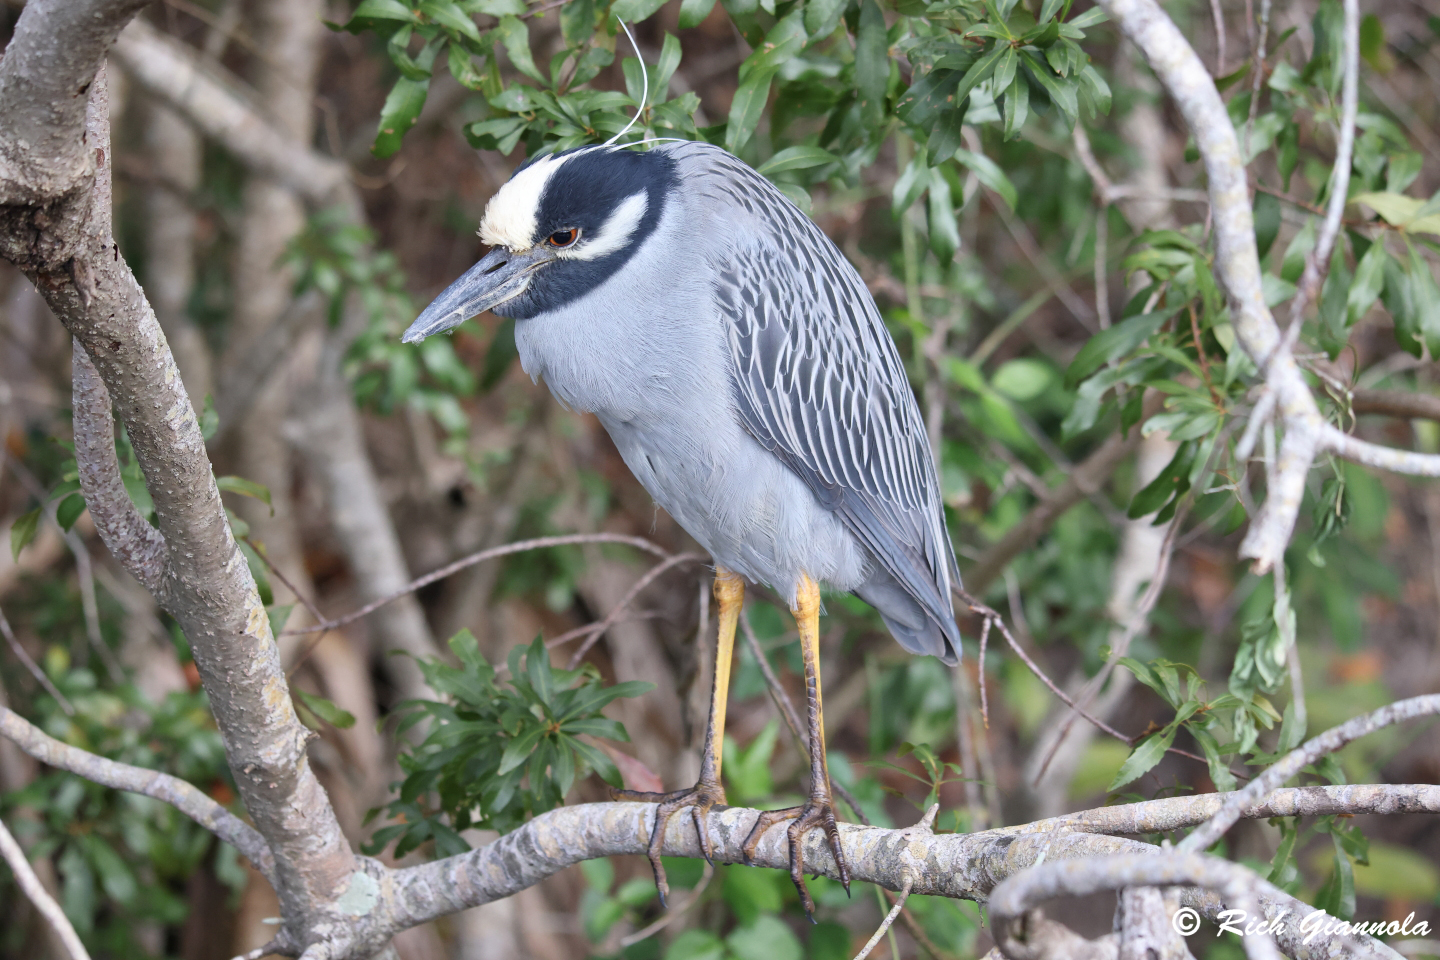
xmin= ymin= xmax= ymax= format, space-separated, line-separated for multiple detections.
xmin=402 ymin=145 xmax=677 ymax=343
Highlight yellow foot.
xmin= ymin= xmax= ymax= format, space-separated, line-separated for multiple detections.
xmin=741 ymin=795 xmax=851 ymax=920
xmin=613 ymin=780 xmax=728 ymax=905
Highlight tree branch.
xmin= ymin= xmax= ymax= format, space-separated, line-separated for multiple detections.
xmin=1351 ymin=388 xmax=1440 ymax=422
xmin=1179 ymin=694 xmax=1440 ymax=853
xmin=0 ymin=0 xmax=149 ymax=208
xmin=376 ymin=798 xmax=1397 ymax=959
xmin=0 ymin=704 xmax=276 ymax=882
xmin=0 ymin=815 xmax=91 ymax=960
xmin=70 ymin=341 xmax=166 ymax=593
xmin=0 ymin=1 xmax=358 ymax=949
xmin=999 ymin=783 xmax=1440 ymax=837
xmin=110 ymin=19 xmax=353 ymax=211
xmin=992 ymin=853 xmax=1286 ymax=960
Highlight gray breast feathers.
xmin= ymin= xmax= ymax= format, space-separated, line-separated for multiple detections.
xmin=689 ymin=146 xmax=962 ymax=636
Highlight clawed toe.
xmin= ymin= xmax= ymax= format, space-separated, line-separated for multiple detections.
xmin=741 ymin=796 xmax=851 ymax=919
xmin=619 ymin=780 xmax=727 ymax=906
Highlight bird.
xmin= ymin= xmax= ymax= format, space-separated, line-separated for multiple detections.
xmin=402 ymin=139 xmax=963 ymax=915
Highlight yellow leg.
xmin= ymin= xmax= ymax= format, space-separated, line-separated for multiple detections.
xmin=615 ymin=567 xmax=743 ymax=905
xmin=741 ymin=573 xmax=851 ymax=918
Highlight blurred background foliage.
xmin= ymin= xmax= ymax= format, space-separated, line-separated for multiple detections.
xmin=1 ymin=0 xmax=1438 ymax=956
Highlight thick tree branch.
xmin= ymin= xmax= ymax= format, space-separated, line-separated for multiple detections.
xmin=0 ymin=704 xmax=275 ymax=882
xmin=0 ymin=0 xmax=149 ymax=207
xmin=0 ymin=1 xmax=358 ymax=950
xmin=375 ymin=799 xmax=1396 ymax=959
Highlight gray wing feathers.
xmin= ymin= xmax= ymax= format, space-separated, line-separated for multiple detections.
xmin=697 ymin=148 xmax=962 ymax=658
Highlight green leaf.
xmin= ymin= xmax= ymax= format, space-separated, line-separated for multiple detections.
xmin=373 ymin=76 xmax=430 ymax=157
xmin=612 ymin=0 xmax=668 ymax=22
xmin=55 ymin=493 xmax=86 ymax=532
xmin=952 ymin=148 xmax=1016 ymax=211
xmin=199 ymin=394 xmax=219 ymax=440
xmin=1190 ymin=726 xmax=1236 ymax=792
xmin=926 ymin=106 xmax=966 ymax=164
xmin=498 ymin=724 xmax=547 ymax=774
xmin=295 ymin=689 xmax=357 ymax=729
xmin=420 ymin=0 xmax=481 ymax=40
xmin=725 ymin=64 xmax=779 ymax=153
xmin=1353 ymin=191 xmax=1440 ymax=237
xmin=855 ymin=0 xmax=889 ymax=124
xmin=1254 ymin=190 xmax=1281 ymax=260
xmin=1002 ymin=71 xmax=1029 ymax=139
xmin=927 ymin=168 xmax=960 ymax=262
xmin=679 ymin=0 xmax=719 ymax=27
xmin=728 ymin=915 xmax=803 ymax=960
xmin=10 ymin=507 xmax=40 ymax=560
xmin=665 ymin=930 xmax=727 ymax=960
xmin=1038 ymin=0 xmax=1065 ymax=23
xmin=343 ymin=0 xmax=421 ymax=29
xmin=216 ymin=475 xmax=274 ymax=513
xmin=758 ymin=145 xmax=838 ymax=176
xmin=525 ymin=636 xmax=556 ymax=709
xmin=1021 ymin=51 xmax=1078 ymax=121
xmin=1109 ymin=727 xmax=1175 ymax=791
xmin=804 ymin=0 xmax=847 ymax=37
xmin=1064 ymin=308 xmax=1176 ymax=387
xmin=1346 ymin=239 xmax=1387 ymax=326
xmin=495 ymin=15 xmax=544 ymax=83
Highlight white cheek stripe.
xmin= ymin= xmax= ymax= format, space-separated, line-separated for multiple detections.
xmin=479 ymin=153 xmax=567 ymax=250
xmin=556 ymin=191 xmax=648 ymax=261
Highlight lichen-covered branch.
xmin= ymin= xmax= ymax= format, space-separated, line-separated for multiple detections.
xmin=0 ymin=0 xmax=358 ymax=951
xmin=1097 ymin=0 xmax=1440 ymax=571
xmin=0 ymin=704 xmax=275 ymax=882
xmin=379 ymin=799 xmax=1396 ymax=959
xmin=1180 ymin=694 xmax=1440 ymax=853
xmin=1008 ymin=783 xmax=1440 ymax=837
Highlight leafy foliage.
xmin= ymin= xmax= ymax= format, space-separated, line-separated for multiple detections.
xmin=0 ymin=669 xmax=241 ymax=954
xmin=363 ymin=632 xmax=651 ymax=855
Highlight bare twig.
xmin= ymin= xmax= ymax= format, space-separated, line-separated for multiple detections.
xmin=854 ymin=876 xmax=913 ymax=960
xmin=6 ymin=453 xmax=124 ymax=684
xmin=1179 ymin=694 xmax=1440 ymax=853
xmin=956 ymin=590 xmax=1133 ymax=744
xmin=0 ymin=816 xmax=92 ymax=960
xmin=284 ymin=533 xmax=673 ymax=636
xmin=1208 ymin=0 xmax=1227 ymax=76
xmin=1284 ymin=0 xmax=1358 ymax=332
xmin=0 ymin=704 xmax=275 ymax=880
xmin=0 ymin=604 xmax=74 ymax=714
xmin=566 ymin=553 xmax=705 ymax=668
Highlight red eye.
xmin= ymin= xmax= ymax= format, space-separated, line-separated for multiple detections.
xmin=548 ymin=228 xmax=579 ymax=247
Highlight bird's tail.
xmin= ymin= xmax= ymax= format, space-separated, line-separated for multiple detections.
xmin=853 ymin=565 xmax=962 ymax=665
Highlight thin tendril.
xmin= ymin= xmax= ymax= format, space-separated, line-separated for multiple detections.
xmin=603 ymin=18 xmax=648 ymax=146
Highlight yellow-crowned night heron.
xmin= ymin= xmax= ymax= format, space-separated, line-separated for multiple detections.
xmin=402 ymin=141 xmax=962 ymax=913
